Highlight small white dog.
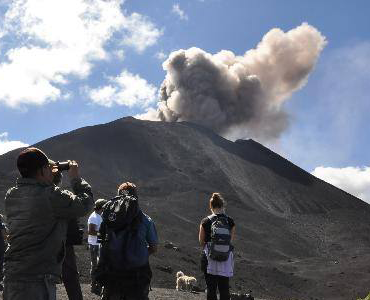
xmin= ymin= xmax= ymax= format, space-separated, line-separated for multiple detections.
xmin=176 ymin=271 xmax=197 ymax=291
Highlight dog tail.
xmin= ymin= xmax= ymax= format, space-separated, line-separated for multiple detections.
xmin=176 ymin=271 xmax=184 ymax=278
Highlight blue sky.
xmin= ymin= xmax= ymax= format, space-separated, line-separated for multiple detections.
xmin=0 ymin=0 xmax=369 ymax=201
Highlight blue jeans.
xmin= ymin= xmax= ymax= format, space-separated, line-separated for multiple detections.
xmin=3 ymin=274 xmax=59 ymax=300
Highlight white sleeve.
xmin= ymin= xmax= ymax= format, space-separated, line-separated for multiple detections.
xmin=88 ymin=214 xmax=99 ymax=226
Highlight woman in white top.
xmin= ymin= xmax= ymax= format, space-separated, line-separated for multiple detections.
xmin=199 ymin=193 xmax=236 ymax=300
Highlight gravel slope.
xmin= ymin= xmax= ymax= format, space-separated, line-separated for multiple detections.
xmin=1 ymin=117 xmax=370 ymax=300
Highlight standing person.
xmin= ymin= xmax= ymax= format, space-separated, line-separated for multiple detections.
xmin=199 ymin=193 xmax=236 ymax=300
xmin=88 ymin=199 xmax=107 ymax=295
xmin=52 ymin=168 xmax=84 ymax=300
xmin=4 ymin=147 xmax=94 ymax=300
xmin=0 ymin=214 xmax=7 ymax=291
xmin=97 ymin=182 xmax=158 ymax=300
xmin=62 ymin=219 xmax=84 ymax=300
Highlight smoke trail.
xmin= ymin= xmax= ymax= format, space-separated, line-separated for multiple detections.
xmin=139 ymin=23 xmax=326 ymax=141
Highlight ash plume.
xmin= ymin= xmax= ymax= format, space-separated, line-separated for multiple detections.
xmin=140 ymin=23 xmax=326 ymax=141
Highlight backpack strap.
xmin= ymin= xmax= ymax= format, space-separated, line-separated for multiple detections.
xmin=207 ymin=214 xmax=219 ymax=222
xmin=208 ymin=214 xmax=229 ymax=224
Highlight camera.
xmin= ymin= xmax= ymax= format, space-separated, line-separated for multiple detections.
xmin=56 ymin=161 xmax=70 ymax=171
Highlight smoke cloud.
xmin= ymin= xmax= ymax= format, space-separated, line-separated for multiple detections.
xmin=140 ymin=23 xmax=326 ymax=141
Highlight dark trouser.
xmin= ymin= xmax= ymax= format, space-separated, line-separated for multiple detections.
xmin=0 ymin=240 xmax=5 ymax=281
xmin=3 ymin=275 xmax=59 ymax=300
xmin=62 ymin=245 xmax=83 ymax=300
xmin=101 ymin=282 xmax=149 ymax=300
xmin=205 ymin=273 xmax=230 ymax=300
xmin=89 ymin=244 xmax=100 ymax=292
xmin=100 ymin=264 xmax=152 ymax=300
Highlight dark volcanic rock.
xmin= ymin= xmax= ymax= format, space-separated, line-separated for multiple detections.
xmin=156 ymin=265 xmax=173 ymax=274
xmin=1 ymin=117 xmax=370 ymax=300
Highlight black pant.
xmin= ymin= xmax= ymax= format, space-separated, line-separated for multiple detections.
xmin=100 ymin=264 xmax=152 ymax=300
xmin=205 ymin=273 xmax=230 ymax=300
xmin=62 ymin=245 xmax=83 ymax=300
xmin=0 ymin=240 xmax=5 ymax=281
xmin=101 ymin=282 xmax=149 ymax=300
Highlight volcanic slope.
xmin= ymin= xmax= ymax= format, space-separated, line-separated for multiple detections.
xmin=1 ymin=117 xmax=370 ymax=300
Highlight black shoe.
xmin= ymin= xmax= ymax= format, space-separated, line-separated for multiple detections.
xmin=91 ymin=285 xmax=102 ymax=296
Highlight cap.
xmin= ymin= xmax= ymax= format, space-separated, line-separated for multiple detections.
xmin=94 ymin=199 xmax=108 ymax=210
xmin=17 ymin=147 xmax=49 ymax=177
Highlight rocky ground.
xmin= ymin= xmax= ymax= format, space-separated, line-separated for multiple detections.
xmin=0 ymin=284 xmax=265 ymax=300
xmin=58 ymin=285 xmax=206 ymax=300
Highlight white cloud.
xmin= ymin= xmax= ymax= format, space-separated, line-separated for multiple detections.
xmin=88 ymin=70 xmax=157 ymax=108
xmin=0 ymin=132 xmax=29 ymax=155
xmin=0 ymin=0 xmax=162 ymax=108
xmin=122 ymin=13 xmax=163 ymax=52
xmin=155 ymin=51 xmax=167 ymax=61
xmin=312 ymin=166 xmax=370 ymax=204
xmin=172 ymin=4 xmax=188 ymax=21
xmin=114 ymin=50 xmax=125 ymax=60
xmin=135 ymin=107 xmax=160 ymax=121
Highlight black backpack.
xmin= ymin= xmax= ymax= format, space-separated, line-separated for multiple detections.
xmin=101 ymin=192 xmax=141 ymax=231
xmin=208 ymin=214 xmax=232 ymax=261
xmin=96 ymin=193 xmax=149 ymax=284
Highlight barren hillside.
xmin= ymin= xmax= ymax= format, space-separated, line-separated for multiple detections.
xmin=1 ymin=117 xmax=370 ymax=300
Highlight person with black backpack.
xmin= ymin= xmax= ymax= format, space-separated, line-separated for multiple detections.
xmin=199 ymin=193 xmax=236 ymax=300
xmin=96 ymin=182 xmax=158 ymax=300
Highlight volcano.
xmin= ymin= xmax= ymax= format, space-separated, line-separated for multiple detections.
xmin=1 ymin=117 xmax=370 ymax=300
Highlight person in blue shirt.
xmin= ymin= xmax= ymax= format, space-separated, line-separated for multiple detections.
xmin=99 ymin=182 xmax=158 ymax=300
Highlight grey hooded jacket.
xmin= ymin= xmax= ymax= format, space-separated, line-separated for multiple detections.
xmin=4 ymin=177 xmax=93 ymax=280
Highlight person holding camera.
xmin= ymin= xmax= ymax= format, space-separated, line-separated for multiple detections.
xmin=4 ymin=147 xmax=94 ymax=300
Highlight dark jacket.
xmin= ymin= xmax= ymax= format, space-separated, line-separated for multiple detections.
xmin=4 ymin=177 xmax=93 ymax=279
xmin=66 ymin=218 xmax=83 ymax=246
